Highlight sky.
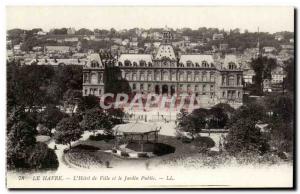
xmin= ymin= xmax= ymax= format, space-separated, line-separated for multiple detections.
xmin=6 ymin=6 xmax=294 ymax=33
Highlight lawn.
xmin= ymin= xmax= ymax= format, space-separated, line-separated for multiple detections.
xmin=65 ymin=134 xmax=289 ymax=169
xmin=65 ymin=134 xmax=210 ymax=169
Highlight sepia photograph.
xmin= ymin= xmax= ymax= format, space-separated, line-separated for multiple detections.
xmin=5 ymin=6 xmax=295 ymax=189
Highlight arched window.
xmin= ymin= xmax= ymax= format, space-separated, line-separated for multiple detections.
xmin=186 ymin=60 xmax=193 ymax=68
xmin=140 ymin=60 xmax=146 ymax=67
xmin=148 ymin=62 xmax=152 ymax=67
xmin=91 ymin=61 xmax=98 ymax=68
xmin=118 ymin=62 xmax=123 ymax=66
xmin=124 ymin=60 xmax=131 ymax=66
xmin=195 ymin=62 xmax=200 ymax=67
xmin=133 ymin=62 xmax=138 ymax=67
xmin=228 ymin=62 xmax=236 ymax=69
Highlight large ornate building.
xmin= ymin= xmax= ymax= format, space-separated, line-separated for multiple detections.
xmin=83 ymin=29 xmax=243 ymax=108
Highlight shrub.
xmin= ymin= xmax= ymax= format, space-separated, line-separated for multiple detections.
xmin=137 ymin=153 xmax=149 ymax=158
xmin=37 ymin=124 xmax=51 ymax=136
xmin=27 ymin=143 xmax=59 ymax=170
xmin=89 ymin=134 xmax=115 ymax=141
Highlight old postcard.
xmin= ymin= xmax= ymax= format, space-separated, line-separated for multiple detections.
xmin=6 ymin=6 xmax=294 ymax=188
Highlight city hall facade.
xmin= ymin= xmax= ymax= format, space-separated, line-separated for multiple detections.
xmin=83 ymin=30 xmax=243 ymax=108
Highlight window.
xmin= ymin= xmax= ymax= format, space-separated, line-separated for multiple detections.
xmin=187 ymin=72 xmax=192 ymax=81
xmin=163 ymin=71 xmax=168 ymax=81
xmin=203 ymin=85 xmax=206 ymax=94
xmin=195 ymin=62 xmax=200 ymax=67
xmin=194 ymin=72 xmax=199 ymax=81
xmin=140 ymin=71 xmax=145 ymax=81
xmin=210 ymin=73 xmax=215 ymax=82
xmin=210 ymin=85 xmax=214 ymax=91
xmin=133 ymin=73 xmax=137 ymax=81
xmin=148 ymin=72 xmax=152 ymax=81
xmin=172 ymin=72 xmax=176 ymax=81
xmin=91 ymin=73 xmax=97 ymax=84
xmin=155 ymin=73 xmax=160 ymax=81
xmin=229 ymin=62 xmax=236 ymax=70
xmin=118 ymin=62 xmax=123 ymax=66
xmin=228 ymin=75 xmax=235 ymax=86
xmin=222 ymin=75 xmax=226 ymax=86
xmin=187 ymin=60 xmax=193 ymax=67
xmin=202 ymin=72 xmax=207 ymax=82
xmin=140 ymin=60 xmax=146 ymax=67
xmin=98 ymin=73 xmax=102 ymax=83
xmin=202 ymin=61 xmax=208 ymax=68
xmin=132 ymin=83 xmax=136 ymax=90
xmin=133 ymin=62 xmax=138 ymax=67
xmin=124 ymin=60 xmax=131 ymax=66
xmin=148 ymin=84 xmax=152 ymax=91
xmin=84 ymin=89 xmax=87 ymax=95
xmin=179 ymin=72 xmax=184 ymax=81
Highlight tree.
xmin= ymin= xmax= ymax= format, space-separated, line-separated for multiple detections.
xmin=250 ymin=56 xmax=277 ymax=95
xmin=54 ymin=116 xmax=83 ymax=149
xmin=63 ymin=89 xmax=82 ymax=114
xmin=283 ymin=57 xmax=295 ymax=92
xmin=81 ymin=108 xmax=114 ymax=135
xmin=176 ymin=109 xmax=206 ymax=139
xmin=227 ymin=102 xmax=266 ymax=127
xmin=7 ymin=120 xmax=37 ymax=169
xmin=38 ymin=105 xmax=67 ymax=136
xmin=27 ymin=143 xmax=59 ymax=170
xmin=225 ymin=118 xmax=269 ymax=155
xmin=77 ymin=95 xmax=100 ymax=114
xmin=106 ymin=108 xmax=125 ymax=125
xmin=208 ymin=107 xmax=228 ymax=128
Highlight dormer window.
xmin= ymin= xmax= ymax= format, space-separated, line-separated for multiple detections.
xmin=186 ymin=60 xmax=193 ymax=68
xmin=148 ymin=62 xmax=152 ymax=67
xmin=140 ymin=60 xmax=146 ymax=67
xmin=91 ymin=60 xmax=99 ymax=68
xmin=124 ymin=60 xmax=131 ymax=66
xmin=133 ymin=62 xmax=138 ymax=67
xmin=118 ymin=62 xmax=123 ymax=66
xmin=195 ymin=62 xmax=200 ymax=67
xmin=202 ymin=61 xmax=209 ymax=68
xmin=228 ymin=62 xmax=236 ymax=69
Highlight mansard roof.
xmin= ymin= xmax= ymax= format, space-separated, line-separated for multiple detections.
xmin=154 ymin=44 xmax=176 ymax=60
xmin=85 ymin=53 xmax=103 ymax=67
xmin=118 ymin=54 xmax=153 ymax=64
xmin=179 ymin=54 xmax=214 ymax=65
